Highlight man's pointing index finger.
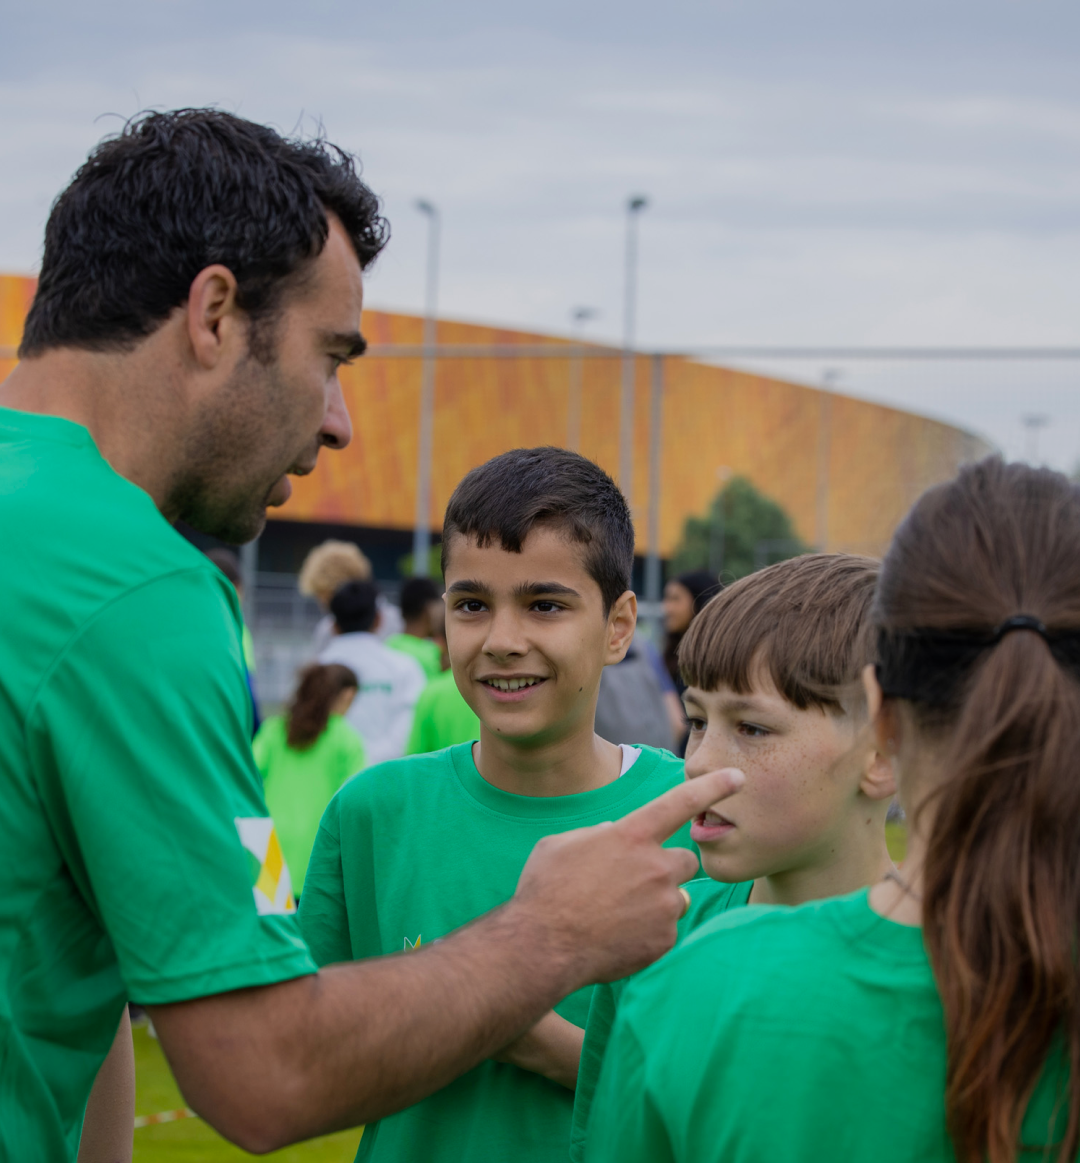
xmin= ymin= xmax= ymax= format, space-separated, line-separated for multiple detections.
xmin=620 ymin=767 xmax=746 ymax=844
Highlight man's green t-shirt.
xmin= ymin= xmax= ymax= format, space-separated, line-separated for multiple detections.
xmin=586 ymin=889 xmax=1073 ymax=1163
xmin=570 ymin=877 xmax=751 ymax=1161
xmin=253 ymin=714 xmax=366 ymax=894
xmin=405 ymin=669 xmax=480 ymax=754
xmin=385 ymin=632 xmax=442 ymax=680
xmin=0 ymin=408 xmax=316 ymax=1162
xmin=299 ymin=742 xmax=698 ymax=1163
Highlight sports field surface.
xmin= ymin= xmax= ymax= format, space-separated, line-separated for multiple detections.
xmin=133 ymin=1022 xmax=361 ymax=1162
xmin=133 ymin=825 xmax=906 ymax=1160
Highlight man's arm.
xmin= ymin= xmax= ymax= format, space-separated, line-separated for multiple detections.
xmin=77 ymin=1008 xmax=134 ymax=1163
xmin=147 ymin=767 xmax=743 ymax=1153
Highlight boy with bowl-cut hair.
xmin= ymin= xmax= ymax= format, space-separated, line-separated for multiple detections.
xmin=299 ymin=447 xmax=701 ymax=1163
xmin=571 ymin=552 xmax=897 ymax=1160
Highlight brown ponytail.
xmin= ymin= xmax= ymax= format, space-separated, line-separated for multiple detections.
xmin=875 ymin=457 xmax=1080 ymax=1163
xmin=286 ymin=663 xmax=358 ymax=750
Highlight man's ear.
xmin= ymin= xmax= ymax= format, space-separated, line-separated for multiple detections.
xmin=186 ymin=264 xmax=243 ymax=371
xmin=604 ymin=590 xmax=638 ymax=665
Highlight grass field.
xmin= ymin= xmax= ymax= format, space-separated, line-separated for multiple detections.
xmin=133 ymin=1023 xmax=362 ymax=1162
xmin=133 ymin=824 xmax=907 ymax=1160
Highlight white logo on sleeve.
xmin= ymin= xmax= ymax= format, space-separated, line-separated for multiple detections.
xmin=234 ymin=817 xmax=296 ymax=915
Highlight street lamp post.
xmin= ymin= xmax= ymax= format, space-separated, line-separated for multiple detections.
xmin=567 ymin=306 xmax=598 ymax=452
xmin=412 ymin=199 xmax=440 ymax=577
xmin=619 ymin=195 xmax=648 ymax=505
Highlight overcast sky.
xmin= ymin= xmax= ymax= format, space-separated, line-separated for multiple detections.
xmin=3 ymin=0 xmax=1079 ymax=468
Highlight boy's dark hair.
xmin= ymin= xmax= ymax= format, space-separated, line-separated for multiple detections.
xmin=440 ymin=447 xmax=634 ymax=614
xmin=331 ymin=580 xmax=380 ymax=634
xmin=399 ymin=577 xmax=441 ymax=622
xmin=20 ymin=108 xmax=388 ymax=360
xmin=679 ymin=553 xmax=879 ymax=712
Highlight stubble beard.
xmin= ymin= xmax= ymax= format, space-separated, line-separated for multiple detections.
xmin=168 ymin=352 xmax=299 ymax=544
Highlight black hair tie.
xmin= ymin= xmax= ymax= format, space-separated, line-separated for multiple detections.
xmin=991 ymin=614 xmax=1047 ymax=643
xmin=876 ymin=616 xmax=1080 ymax=705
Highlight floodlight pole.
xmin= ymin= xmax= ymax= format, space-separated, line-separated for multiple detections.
xmin=567 ymin=306 xmax=598 ymax=451
xmin=644 ymin=353 xmax=665 ymax=642
xmin=620 ymin=196 xmax=648 ymax=506
xmin=412 ymin=199 xmax=440 ymax=577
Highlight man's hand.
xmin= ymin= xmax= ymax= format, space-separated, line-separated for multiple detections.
xmin=493 ymin=1010 xmax=584 ymax=1090
xmin=510 ymin=766 xmax=745 ymax=990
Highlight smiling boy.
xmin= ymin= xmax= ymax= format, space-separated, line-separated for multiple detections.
xmin=298 ymin=447 xmax=700 ymax=1163
xmin=570 ymin=552 xmax=896 ymax=1161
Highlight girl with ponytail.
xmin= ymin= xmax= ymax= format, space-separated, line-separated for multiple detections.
xmin=584 ymin=457 xmax=1080 ymax=1163
xmin=253 ymin=664 xmax=365 ymax=900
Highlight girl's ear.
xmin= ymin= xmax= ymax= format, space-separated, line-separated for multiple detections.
xmin=859 ymin=745 xmax=897 ymax=802
xmin=859 ymin=663 xmax=899 ymax=801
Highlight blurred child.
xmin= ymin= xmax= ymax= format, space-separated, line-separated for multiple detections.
xmin=386 ymin=576 xmax=444 ymax=679
xmin=299 ymin=447 xmax=701 ymax=1163
xmin=253 ymin=663 xmax=365 ymax=899
xmin=571 ymin=553 xmax=895 ymax=1159
xmin=319 ymin=581 xmax=427 ymax=764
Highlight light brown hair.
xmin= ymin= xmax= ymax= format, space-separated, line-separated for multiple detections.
xmin=297 ymin=541 xmax=372 ymax=608
xmin=679 ymin=552 xmax=879 ymax=711
xmin=875 ymin=457 xmax=1080 ymax=1163
xmin=286 ymin=663 xmax=358 ymax=750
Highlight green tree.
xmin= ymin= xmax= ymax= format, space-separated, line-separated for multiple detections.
xmin=669 ymin=476 xmax=807 ymax=581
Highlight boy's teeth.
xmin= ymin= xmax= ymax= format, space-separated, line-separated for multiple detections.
xmin=703 ymin=811 xmax=729 ymax=826
xmin=490 ymin=677 xmax=540 ymax=691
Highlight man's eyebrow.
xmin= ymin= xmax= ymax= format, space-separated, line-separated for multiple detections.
xmin=446 ymin=579 xmax=493 ymax=596
xmin=513 ymin=582 xmax=581 ymax=599
xmin=323 ymin=330 xmax=368 ymax=359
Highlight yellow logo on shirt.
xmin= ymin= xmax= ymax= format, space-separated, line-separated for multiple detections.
xmin=404 ymin=935 xmax=422 ymax=950
xmin=235 ymin=817 xmax=296 ymax=915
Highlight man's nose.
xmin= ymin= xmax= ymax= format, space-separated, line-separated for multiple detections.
xmin=321 ymin=377 xmax=353 ymax=451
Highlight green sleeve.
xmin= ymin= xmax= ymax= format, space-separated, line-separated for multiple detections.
xmin=585 ymin=1012 xmax=673 ymax=1163
xmin=297 ymin=797 xmax=354 ymax=966
xmin=26 ymin=570 xmax=315 ymax=1004
xmin=571 ymin=978 xmax=628 ymax=1161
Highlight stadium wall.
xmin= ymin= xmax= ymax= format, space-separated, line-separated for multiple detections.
xmin=0 ymin=273 xmax=991 ymax=559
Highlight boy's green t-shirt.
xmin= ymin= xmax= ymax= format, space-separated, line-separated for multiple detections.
xmin=385 ymin=632 xmax=443 ymax=680
xmin=299 ymin=742 xmax=699 ymax=1163
xmin=405 ymin=669 xmax=480 ymax=754
xmin=569 ymin=877 xmax=752 ymax=1161
xmin=586 ymin=889 xmax=1073 ymax=1163
xmin=253 ymin=714 xmax=366 ymax=894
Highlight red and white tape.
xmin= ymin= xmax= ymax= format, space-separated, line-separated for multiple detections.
xmin=133 ymin=1108 xmax=198 ymax=1129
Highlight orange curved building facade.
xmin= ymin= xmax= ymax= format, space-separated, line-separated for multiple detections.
xmin=0 ymin=273 xmax=989 ymax=559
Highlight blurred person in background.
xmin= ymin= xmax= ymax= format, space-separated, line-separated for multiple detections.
xmin=206 ymin=547 xmax=261 ymax=733
xmin=253 ymin=663 xmax=365 ymax=901
xmin=595 ymin=633 xmax=678 ymax=752
xmin=663 ymin=570 xmax=722 ymax=753
xmin=406 ymin=668 xmax=481 ymax=755
xmin=298 ymin=539 xmax=374 ymax=655
xmin=385 ymin=576 xmax=443 ymax=680
xmin=320 ymin=581 xmax=426 ymax=764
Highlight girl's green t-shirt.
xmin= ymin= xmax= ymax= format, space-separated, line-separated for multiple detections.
xmin=298 ymin=741 xmax=699 ymax=1163
xmin=253 ymin=714 xmax=366 ymax=894
xmin=586 ymin=889 xmax=1072 ymax=1163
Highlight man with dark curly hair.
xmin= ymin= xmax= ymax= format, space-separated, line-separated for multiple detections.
xmin=0 ymin=109 xmax=739 ymax=1161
